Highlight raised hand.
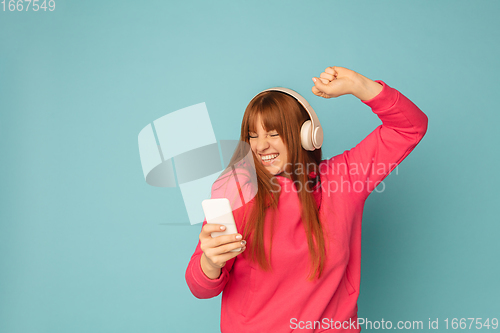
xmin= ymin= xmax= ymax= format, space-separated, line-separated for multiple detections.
xmin=312 ymin=66 xmax=383 ymax=101
xmin=311 ymin=66 xmax=357 ymax=99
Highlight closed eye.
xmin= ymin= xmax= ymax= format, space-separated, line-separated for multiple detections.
xmin=248 ymin=132 xmax=279 ymax=139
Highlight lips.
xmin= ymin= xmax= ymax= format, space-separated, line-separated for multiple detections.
xmin=260 ymin=153 xmax=279 ymax=165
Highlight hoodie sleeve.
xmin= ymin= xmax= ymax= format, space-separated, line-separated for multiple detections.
xmin=184 ymin=219 xmax=236 ymax=299
xmin=185 ymin=164 xmax=255 ymax=299
xmin=326 ymin=80 xmax=428 ymax=201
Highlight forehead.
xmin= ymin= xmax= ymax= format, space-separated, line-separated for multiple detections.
xmin=248 ymin=113 xmax=279 ymax=133
xmin=249 ymin=114 xmax=263 ymax=132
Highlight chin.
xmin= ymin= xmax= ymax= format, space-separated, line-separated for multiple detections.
xmin=267 ymin=167 xmax=282 ymax=175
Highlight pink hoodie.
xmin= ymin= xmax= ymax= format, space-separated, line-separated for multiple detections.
xmin=185 ymin=81 xmax=428 ymax=332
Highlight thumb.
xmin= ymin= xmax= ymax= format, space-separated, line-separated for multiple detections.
xmin=312 ymin=77 xmax=329 ymax=92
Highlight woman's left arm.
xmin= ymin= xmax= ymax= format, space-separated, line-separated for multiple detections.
xmin=312 ymin=66 xmax=429 ymax=200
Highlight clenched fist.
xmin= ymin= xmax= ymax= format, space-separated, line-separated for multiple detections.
xmin=312 ymin=66 xmax=383 ymax=101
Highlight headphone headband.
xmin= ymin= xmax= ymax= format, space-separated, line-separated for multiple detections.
xmin=250 ymin=87 xmax=323 ymax=150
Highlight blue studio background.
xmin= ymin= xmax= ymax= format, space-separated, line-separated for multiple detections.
xmin=1 ymin=1 xmax=499 ymax=332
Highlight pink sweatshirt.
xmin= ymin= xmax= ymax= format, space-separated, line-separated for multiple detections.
xmin=185 ymin=81 xmax=428 ymax=332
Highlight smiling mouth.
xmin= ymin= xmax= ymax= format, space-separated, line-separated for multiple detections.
xmin=260 ymin=153 xmax=279 ymax=165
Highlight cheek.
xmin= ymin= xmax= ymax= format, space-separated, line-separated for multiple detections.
xmin=249 ymin=143 xmax=258 ymax=157
xmin=250 ymin=143 xmax=256 ymax=153
xmin=280 ymin=148 xmax=288 ymax=164
xmin=278 ymin=142 xmax=287 ymax=156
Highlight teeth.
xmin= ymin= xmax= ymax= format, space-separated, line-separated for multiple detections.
xmin=261 ymin=154 xmax=279 ymax=161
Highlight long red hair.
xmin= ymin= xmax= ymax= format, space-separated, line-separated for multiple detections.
xmin=225 ymin=91 xmax=327 ymax=281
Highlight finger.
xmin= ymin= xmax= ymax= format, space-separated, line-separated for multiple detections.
xmin=207 ymin=240 xmax=246 ymax=258
xmin=312 ymin=85 xmax=320 ymax=96
xmin=320 ymin=72 xmax=334 ymax=81
xmin=311 ymin=85 xmax=324 ymax=97
xmin=208 ymin=246 xmax=247 ymax=268
xmin=206 ymin=233 xmax=242 ymax=248
xmin=312 ymin=85 xmax=332 ymax=99
xmin=200 ymin=224 xmax=233 ymax=243
xmin=201 ymin=223 xmax=228 ymax=236
xmin=216 ymin=240 xmax=247 ymax=255
xmin=319 ymin=77 xmax=330 ymax=85
xmin=312 ymin=77 xmax=329 ymax=93
xmin=326 ymin=66 xmax=339 ymax=78
xmin=325 ymin=66 xmax=337 ymax=76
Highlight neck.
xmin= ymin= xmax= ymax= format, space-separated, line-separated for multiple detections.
xmin=276 ymin=172 xmax=291 ymax=179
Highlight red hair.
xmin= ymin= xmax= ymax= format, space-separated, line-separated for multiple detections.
xmin=226 ymin=91 xmax=327 ymax=281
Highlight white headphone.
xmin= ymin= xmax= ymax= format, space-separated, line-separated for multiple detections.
xmin=251 ymin=87 xmax=323 ymax=151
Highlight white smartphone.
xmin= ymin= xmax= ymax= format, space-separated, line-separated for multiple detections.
xmin=201 ymin=198 xmax=241 ymax=252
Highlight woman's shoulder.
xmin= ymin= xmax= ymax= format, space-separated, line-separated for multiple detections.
xmin=318 ymin=154 xmax=348 ymax=179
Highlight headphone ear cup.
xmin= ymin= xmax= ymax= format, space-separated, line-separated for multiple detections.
xmin=300 ymin=120 xmax=314 ymax=151
xmin=313 ymin=126 xmax=324 ymax=149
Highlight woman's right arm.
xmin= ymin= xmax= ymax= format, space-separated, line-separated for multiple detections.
xmin=185 ymin=221 xmax=246 ymax=299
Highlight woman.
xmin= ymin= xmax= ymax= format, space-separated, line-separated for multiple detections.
xmin=185 ymin=66 xmax=428 ymax=332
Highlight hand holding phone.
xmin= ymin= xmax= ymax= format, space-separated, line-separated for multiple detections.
xmin=202 ymin=198 xmax=241 ymax=252
xmin=199 ymin=199 xmax=247 ymax=279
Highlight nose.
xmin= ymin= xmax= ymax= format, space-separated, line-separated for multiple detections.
xmin=255 ymin=136 xmax=270 ymax=153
